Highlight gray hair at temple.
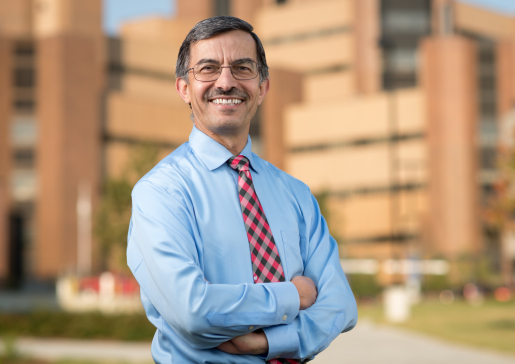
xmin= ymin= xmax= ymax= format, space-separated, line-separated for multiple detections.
xmin=175 ymin=16 xmax=270 ymax=84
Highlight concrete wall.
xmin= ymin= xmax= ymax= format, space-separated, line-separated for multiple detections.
xmin=255 ymin=0 xmax=353 ymax=39
xmin=0 ymin=0 xmax=32 ymax=38
xmin=261 ymin=68 xmax=303 ymax=170
xmin=285 ymin=89 xmax=426 ymax=149
xmin=33 ymin=0 xmax=103 ymax=38
xmin=106 ymin=93 xmax=192 ymax=146
xmin=454 ymin=2 xmax=515 ymax=40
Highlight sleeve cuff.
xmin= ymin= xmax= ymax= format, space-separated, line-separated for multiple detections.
xmin=266 ymin=282 xmax=299 ymax=325
xmin=263 ymin=324 xmax=300 ymax=360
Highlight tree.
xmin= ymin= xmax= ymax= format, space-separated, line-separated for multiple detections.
xmin=95 ymin=143 xmax=159 ymax=273
xmin=484 ymin=145 xmax=515 ymax=287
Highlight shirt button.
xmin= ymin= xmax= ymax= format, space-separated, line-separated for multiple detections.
xmin=249 ymin=326 xmax=254 ymax=330
xmin=282 ymin=315 xmax=287 ymax=321
xmin=254 ymin=276 xmax=258 ymax=281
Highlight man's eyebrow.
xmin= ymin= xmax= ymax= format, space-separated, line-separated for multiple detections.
xmin=232 ymin=58 xmax=256 ymax=64
xmin=196 ymin=58 xmax=219 ymax=65
xmin=195 ymin=58 xmax=256 ymax=65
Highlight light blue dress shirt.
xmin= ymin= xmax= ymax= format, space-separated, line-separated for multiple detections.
xmin=127 ymin=126 xmax=357 ymax=363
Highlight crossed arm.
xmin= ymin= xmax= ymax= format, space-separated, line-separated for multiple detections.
xmin=217 ymin=276 xmax=318 ymax=355
xmin=129 ymin=180 xmax=357 ymax=360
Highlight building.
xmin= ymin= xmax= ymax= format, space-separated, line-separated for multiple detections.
xmin=0 ymin=0 xmax=104 ymax=285
xmin=1 ymin=0 xmax=514 ymax=286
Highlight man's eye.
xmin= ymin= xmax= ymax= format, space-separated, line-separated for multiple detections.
xmin=199 ymin=65 xmax=218 ymax=72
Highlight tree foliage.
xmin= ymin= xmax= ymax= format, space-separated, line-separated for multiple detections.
xmin=95 ymin=143 xmax=159 ymax=272
xmin=484 ymin=147 xmax=515 ymax=229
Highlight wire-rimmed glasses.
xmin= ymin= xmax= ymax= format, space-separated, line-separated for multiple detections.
xmin=188 ymin=60 xmax=259 ymax=82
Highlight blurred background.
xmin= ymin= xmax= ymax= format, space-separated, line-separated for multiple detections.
xmin=0 ymin=0 xmax=515 ymax=363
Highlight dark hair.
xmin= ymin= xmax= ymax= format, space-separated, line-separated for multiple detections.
xmin=176 ymin=16 xmax=269 ymax=83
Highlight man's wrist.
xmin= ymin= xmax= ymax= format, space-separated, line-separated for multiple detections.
xmin=262 ymin=324 xmax=300 ymax=360
xmin=266 ymin=282 xmax=300 ymax=324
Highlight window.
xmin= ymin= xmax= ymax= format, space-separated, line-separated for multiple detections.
xmin=214 ymin=0 xmax=230 ymax=16
xmin=380 ymin=0 xmax=431 ymax=89
xmin=14 ymin=68 xmax=35 ymax=88
xmin=383 ymin=10 xmax=430 ymax=35
xmin=11 ymin=116 xmax=37 ymax=147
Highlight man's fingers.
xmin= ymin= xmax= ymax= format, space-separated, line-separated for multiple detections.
xmin=216 ymin=341 xmax=240 ymax=354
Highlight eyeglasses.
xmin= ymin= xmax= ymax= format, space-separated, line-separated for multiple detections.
xmin=188 ymin=60 xmax=259 ymax=82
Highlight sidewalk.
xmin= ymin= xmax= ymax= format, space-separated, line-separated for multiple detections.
xmin=6 ymin=322 xmax=515 ymax=363
xmin=312 ymin=320 xmax=515 ymax=364
xmin=11 ymin=338 xmax=152 ymax=363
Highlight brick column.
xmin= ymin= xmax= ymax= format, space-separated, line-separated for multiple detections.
xmin=421 ymin=35 xmax=480 ymax=256
xmin=36 ymin=35 xmax=101 ymax=278
xmin=354 ymin=0 xmax=381 ymax=95
xmin=0 ymin=38 xmax=12 ymax=283
xmin=496 ymin=40 xmax=515 ymax=118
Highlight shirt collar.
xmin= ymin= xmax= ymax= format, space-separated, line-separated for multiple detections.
xmin=189 ymin=126 xmax=257 ymax=172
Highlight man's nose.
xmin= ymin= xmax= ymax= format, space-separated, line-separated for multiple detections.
xmin=214 ymin=66 xmax=238 ymax=90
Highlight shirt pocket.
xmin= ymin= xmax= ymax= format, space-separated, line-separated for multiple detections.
xmin=280 ymin=230 xmax=304 ymax=280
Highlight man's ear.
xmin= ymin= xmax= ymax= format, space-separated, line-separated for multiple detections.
xmin=176 ymin=77 xmax=191 ymax=104
xmin=257 ymin=78 xmax=270 ymax=106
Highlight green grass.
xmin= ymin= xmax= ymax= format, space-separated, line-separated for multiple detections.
xmin=0 ymin=312 xmax=155 ymax=341
xmin=359 ymin=299 xmax=515 ymax=355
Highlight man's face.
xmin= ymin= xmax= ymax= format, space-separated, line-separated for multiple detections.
xmin=176 ymin=30 xmax=270 ymax=137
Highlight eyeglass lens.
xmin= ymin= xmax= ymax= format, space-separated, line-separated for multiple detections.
xmin=193 ymin=62 xmax=258 ymax=81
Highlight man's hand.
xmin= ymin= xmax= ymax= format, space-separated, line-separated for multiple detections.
xmin=292 ymin=276 xmax=317 ymax=310
xmin=216 ymin=330 xmax=269 ymax=355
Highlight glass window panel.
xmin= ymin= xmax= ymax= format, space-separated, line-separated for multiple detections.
xmin=11 ymin=116 xmax=37 ymax=147
xmin=385 ymin=48 xmax=418 ymax=74
xmin=383 ymin=10 xmax=430 ymax=34
xmin=11 ymin=170 xmax=37 ymax=202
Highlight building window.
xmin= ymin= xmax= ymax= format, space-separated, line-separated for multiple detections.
xmin=13 ymin=149 xmax=35 ymax=169
xmin=14 ymin=100 xmax=35 ymax=113
xmin=380 ymin=0 xmax=431 ymax=89
xmin=14 ymin=68 xmax=35 ymax=88
xmin=11 ymin=116 xmax=37 ymax=147
xmin=214 ymin=0 xmax=230 ymax=16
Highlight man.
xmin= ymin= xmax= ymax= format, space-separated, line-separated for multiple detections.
xmin=127 ymin=16 xmax=357 ymax=363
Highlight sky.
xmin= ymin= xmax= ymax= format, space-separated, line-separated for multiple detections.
xmin=103 ymin=0 xmax=515 ymax=35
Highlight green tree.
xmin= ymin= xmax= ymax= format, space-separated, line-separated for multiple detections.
xmin=95 ymin=143 xmax=159 ymax=273
xmin=485 ymin=146 xmax=515 ymax=287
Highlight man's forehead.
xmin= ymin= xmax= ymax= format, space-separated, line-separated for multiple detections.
xmin=189 ymin=30 xmax=257 ymax=64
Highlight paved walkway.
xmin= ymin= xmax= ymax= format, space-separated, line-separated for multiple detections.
xmin=312 ymin=320 xmax=515 ymax=364
xmin=11 ymin=338 xmax=152 ymax=363
xmin=5 ymin=322 xmax=515 ymax=363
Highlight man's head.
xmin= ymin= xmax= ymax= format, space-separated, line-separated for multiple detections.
xmin=176 ymin=16 xmax=269 ymax=84
xmin=175 ymin=16 xmax=270 ymax=143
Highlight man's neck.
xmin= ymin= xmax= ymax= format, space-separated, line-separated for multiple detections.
xmin=195 ymin=123 xmax=248 ymax=155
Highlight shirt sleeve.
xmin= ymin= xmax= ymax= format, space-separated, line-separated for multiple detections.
xmin=127 ymin=180 xmax=300 ymax=350
xmin=262 ymin=191 xmax=358 ymax=361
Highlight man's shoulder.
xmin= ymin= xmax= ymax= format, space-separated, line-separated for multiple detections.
xmin=253 ymin=153 xmax=310 ymax=195
xmin=133 ymin=142 xmax=193 ymax=196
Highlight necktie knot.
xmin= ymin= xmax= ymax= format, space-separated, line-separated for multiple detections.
xmin=228 ymin=155 xmax=250 ymax=172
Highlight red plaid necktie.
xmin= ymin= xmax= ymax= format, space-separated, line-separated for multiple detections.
xmin=228 ymin=155 xmax=300 ymax=364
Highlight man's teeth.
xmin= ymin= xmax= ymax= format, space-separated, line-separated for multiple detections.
xmin=211 ymin=99 xmax=243 ymax=105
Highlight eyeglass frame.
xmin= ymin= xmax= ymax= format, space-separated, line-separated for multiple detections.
xmin=187 ymin=59 xmax=261 ymax=82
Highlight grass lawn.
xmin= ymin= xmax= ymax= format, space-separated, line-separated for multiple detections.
xmin=0 ymin=312 xmax=155 ymax=341
xmin=359 ymin=299 xmax=515 ymax=355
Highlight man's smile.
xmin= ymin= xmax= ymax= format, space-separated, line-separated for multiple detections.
xmin=210 ymin=98 xmax=244 ymax=106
